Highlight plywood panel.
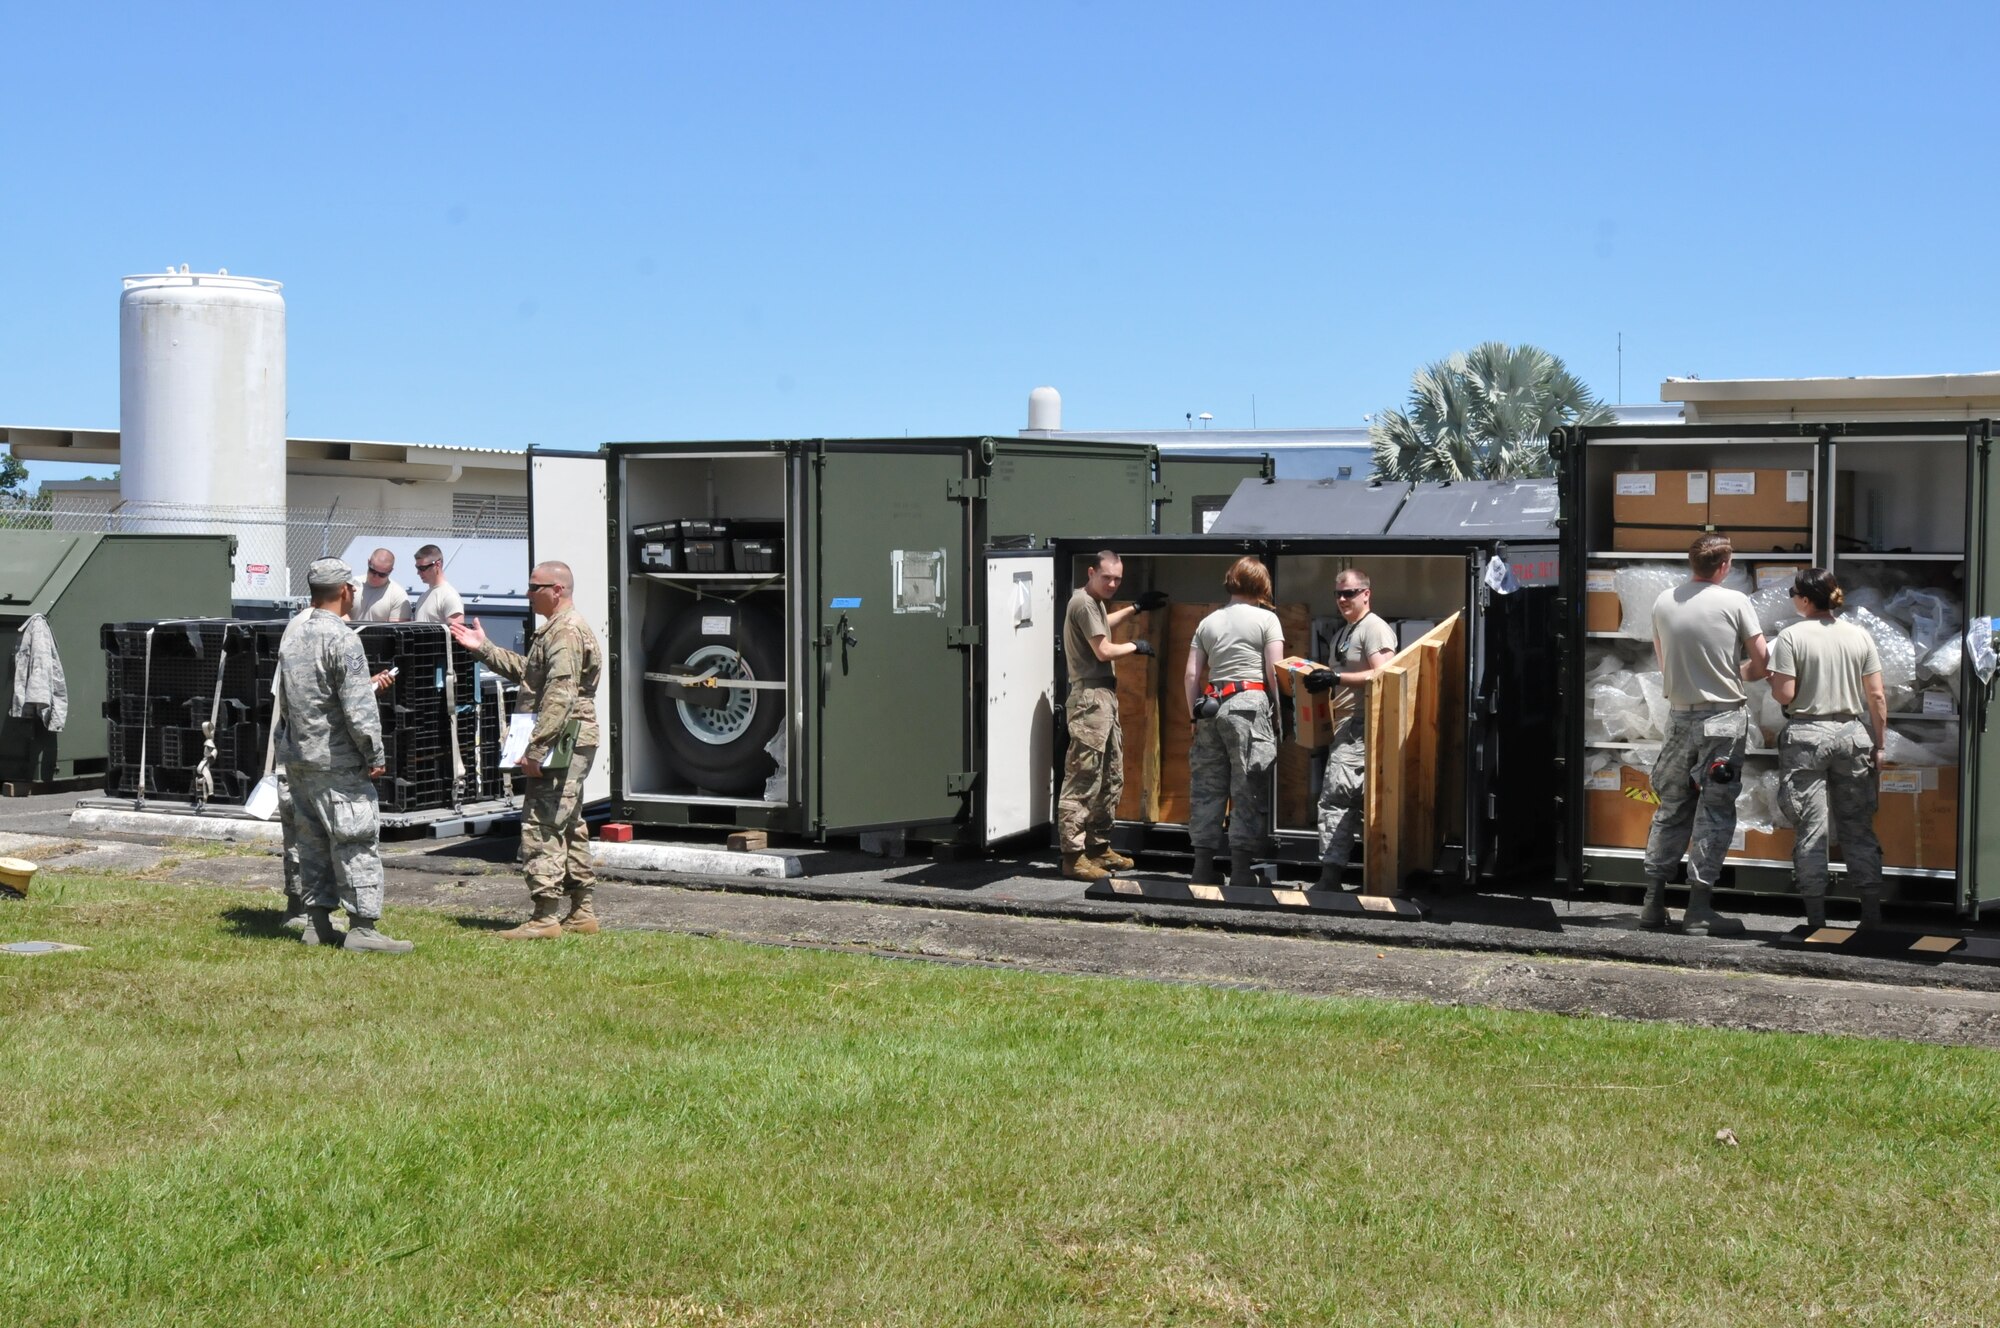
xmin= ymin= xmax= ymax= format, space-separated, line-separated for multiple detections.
xmin=1154 ymin=602 xmax=1216 ymax=825
xmin=1275 ymin=602 xmax=1315 ymax=831
xmin=1109 ymin=600 xmax=1164 ymax=822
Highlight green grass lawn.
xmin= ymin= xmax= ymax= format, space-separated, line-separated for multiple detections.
xmin=2 ymin=875 xmax=1998 ymax=1327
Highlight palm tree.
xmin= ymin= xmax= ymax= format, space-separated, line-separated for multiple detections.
xmin=1370 ymin=342 xmax=1613 ymax=482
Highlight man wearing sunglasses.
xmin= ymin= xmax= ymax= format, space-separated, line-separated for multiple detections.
xmin=450 ymin=561 xmax=601 ymax=940
xmin=1303 ymin=568 xmax=1397 ymax=891
xmin=356 ymin=547 xmax=411 ymax=622
xmin=410 ymin=543 xmax=466 ymax=625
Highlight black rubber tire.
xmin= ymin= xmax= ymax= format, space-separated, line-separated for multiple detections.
xmin=648 ymin=597 xmax=786 ymax=796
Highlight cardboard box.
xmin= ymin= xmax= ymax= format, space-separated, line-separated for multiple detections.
xmin=1585 ymin=567 xmax=1622 ymax=632
xmin=1612 ymin=470 xmax=1709 ymax=528
xmin=1709 ymin=468 xmax=1811 ymax=532
xmin=1731 ymin=826 xmax=1796 ymax=863
xmin=1277 ymin=656 xmax=1336 ymax=748
xmin=1613 ymin=525 xmax=1710 ymax=553
xmin=1722 ymin=529 xmax=1812 ymax=557
xmin=1752 ymin=563 xmax=1808 ymax=591
xmin=1585 ymin=763 xmax=1658 ymax=849
xmin=1876 ymin=765 xmax=1958 ymax=871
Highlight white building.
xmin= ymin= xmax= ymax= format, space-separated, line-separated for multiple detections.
xmin=1 ymin=425 xmax=530 ymax=595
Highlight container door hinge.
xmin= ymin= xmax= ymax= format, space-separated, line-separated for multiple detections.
xmin=946 ymin=772 xmax=978 ymax=795
xmin=946 ymin=477 xmax=987 ymax=501
xmin=946 ymin=625 xmax=981 ymax=647
xmin=1149 ymin=482 xmax=1174 ymax=503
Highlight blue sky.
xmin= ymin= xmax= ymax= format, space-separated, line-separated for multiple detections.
xmin=4 ymin=1 xmax=1996 ymax=484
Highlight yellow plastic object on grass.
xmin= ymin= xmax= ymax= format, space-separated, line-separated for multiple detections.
xmin=0 ymin=857 xmax=40 ymax=898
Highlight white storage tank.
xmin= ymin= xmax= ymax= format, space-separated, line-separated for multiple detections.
xmin=119 ymin=267 xmax=288 ymax=598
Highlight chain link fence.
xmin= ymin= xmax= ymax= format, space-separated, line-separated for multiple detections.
xmin=0 ymin=498 xmax=529 ymax=596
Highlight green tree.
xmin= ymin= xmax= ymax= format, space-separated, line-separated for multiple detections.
xmin=1370 ymin=342 xmax=1613 ymax=482
xmin=0 ymin=450 xmax=28 ymax=499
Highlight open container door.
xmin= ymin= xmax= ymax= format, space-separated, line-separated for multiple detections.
xmin=983 ymin=550 xmax=1057 ymax=845
xmin=1963 ymin=422 xmax=1998 ymax=916
xmin=812 ymin=443 xmax=972 ymax=834
xmin=528 ymin=447 xmax=612 ymax=807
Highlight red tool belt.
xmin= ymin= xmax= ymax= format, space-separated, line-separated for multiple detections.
xmin=1203 ymin=680 xmax=1267 ymax=700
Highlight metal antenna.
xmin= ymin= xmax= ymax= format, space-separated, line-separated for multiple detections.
xmin=1618 ymin=332 xmax=1623 ymax=404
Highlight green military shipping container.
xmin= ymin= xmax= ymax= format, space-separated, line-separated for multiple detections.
xmin=0 ymin=531 xmax=235 ymax=788
xmin=1553 ymin=419 xmax=2000 ymax=918
xmin=1151 ymin=453 xmax=1276 ymax=533
xmin=540 ymin=436 xmax=1159 ymax=843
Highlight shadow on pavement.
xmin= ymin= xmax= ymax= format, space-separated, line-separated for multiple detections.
xmin=883 ymin=862 xmax=1057 ymax=890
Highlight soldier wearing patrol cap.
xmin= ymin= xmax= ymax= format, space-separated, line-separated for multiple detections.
xmin=451 ymin=560 xmax=602 ymax=939
xmin=278 ymin=557 xmax=413 ymax=953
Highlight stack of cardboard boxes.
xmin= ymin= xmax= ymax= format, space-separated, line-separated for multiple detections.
xmin=1611 ymin=468 xmax=1813 ymax=555
xmin=1585 ymin=760 xmax=1954 ymax=870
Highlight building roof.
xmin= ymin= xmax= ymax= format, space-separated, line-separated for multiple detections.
xmin=1661 ymin=373 xmax=2000 ymax=423
xmin=0 ymin=425 xmax=530 ymax=481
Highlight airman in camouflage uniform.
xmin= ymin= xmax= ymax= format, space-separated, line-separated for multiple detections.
xmin=1768 ymin=568 xmax=1888 ymax=928
xmin=1186 ymin=559 xmax=1283 ymax=887
xmin=278 ymin=558 xmax=412 ymax=953
xmin=1056 ymin=551 xmax=1165 ymax=882
xmin=453 ymin=560 xmax=601 ymax=939
xmin=1641 ymin=535 xmax=1768 ymax=935
xmin=1309 ymin=569 xmax=1398 ymax=891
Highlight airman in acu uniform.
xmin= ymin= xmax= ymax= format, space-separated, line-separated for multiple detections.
xmin=453 ymin=560 xmax=602 ymax=939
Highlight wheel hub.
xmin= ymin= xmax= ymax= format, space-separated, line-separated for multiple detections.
xmin=675 ymin=644 xmax=759 ymax=745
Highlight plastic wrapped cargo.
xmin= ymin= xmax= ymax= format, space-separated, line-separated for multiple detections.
xmin=1886 ymin=586 xmax=1962 ymax=654
xmin=1613 ymin=563 xmax=1681 ymax=637
xmin=1845 ymin=605 xmax=1919 ymax=713
xmin=1922 ymin=637 xmax=1962 ymax=688
xmin=1748 ymin=582 xmax=1804 ymax=638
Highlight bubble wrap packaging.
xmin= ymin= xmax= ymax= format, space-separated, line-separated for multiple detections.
xmin=1613 ymin=563 xmax=1682 ymax=636
xmin=1748 ymin=583 xmax=1803 ymax=638
xmin=1734 ymin=766 xmax=1784 ymax=833
xmin=1845 ymin=606 xmax=1918 ymax=712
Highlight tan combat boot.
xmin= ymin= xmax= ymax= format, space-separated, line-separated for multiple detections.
xmin=1062 ymin=853 xmax=1112 ymax=882
xmin=1089 ymin=846 xmax=1135 ymax=871
xmin=498 ymin=896 xmax=564 ymax=940
xmin=561 ymin=887 xmax=600 ymax=935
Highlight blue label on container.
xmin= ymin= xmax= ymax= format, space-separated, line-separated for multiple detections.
xmin=830 ymin=596 xmax=862 ymax=609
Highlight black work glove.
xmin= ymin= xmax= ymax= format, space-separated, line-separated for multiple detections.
xmin=1301 ymin=668 xmax=1336 ymax=694
xmin=1135 ymin=589 xmax=1170 ymax=612
xmin=1130 ymin=639 xmax=1156 ymax=658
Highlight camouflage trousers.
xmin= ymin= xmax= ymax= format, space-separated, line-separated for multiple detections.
xmin=288 ymin=765 xmax=384 ymax=918
xmin=278 ymin=770 xmax=302 ymax=907
xmin=1316 ymin=715 xmax=1367 ymax=869
xmin=1058 ymin=685 xmax=1122 ymax=856
xmin=1189 ymin=692 xmax=1277 ymax=853
xmin=521 ymin=746 xmax=597 ymax=902
xmin=1644 ymin=706 xmax=1749 ymax=888
xmin=1779 ymin=718 xmax=1882 ymax=899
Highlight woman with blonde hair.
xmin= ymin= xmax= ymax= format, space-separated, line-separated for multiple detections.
xmin=1766 ymin=566 xmax=1887 ymax=928
xmin=1184 ymin=556 xmax=1284 ymax=886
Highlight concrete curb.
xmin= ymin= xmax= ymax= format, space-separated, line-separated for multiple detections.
xmin=69 ymin=807 xmax=284 ymax=845
xmin=591 ymin=841 xmax=803 ymax=880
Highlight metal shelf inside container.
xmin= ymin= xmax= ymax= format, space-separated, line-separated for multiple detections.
xmin=1586 ymin=631 xmax=1648 ymax=640
xmin=1582 ymin=844 xmax=1793 ymax=868
xmin=1888 ymin=711 xmax=1960 ymax=721
xmin=1587 ymin=741 xmax=1778 ymax=756
xmin=634 ymin=572 xmax=786 ymax=584
xmin=1586 ymin=551 xmax=1702 ymax=561
xmin=1833 ymin=552 xmax=1964 ymax=562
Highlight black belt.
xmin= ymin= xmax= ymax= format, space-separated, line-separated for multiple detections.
xmin=1071 ymin=678 xmax=1115 ymax=690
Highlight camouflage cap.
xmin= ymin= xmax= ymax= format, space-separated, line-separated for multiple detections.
xmin=307 ymin=556 xmax=358 ymax=590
